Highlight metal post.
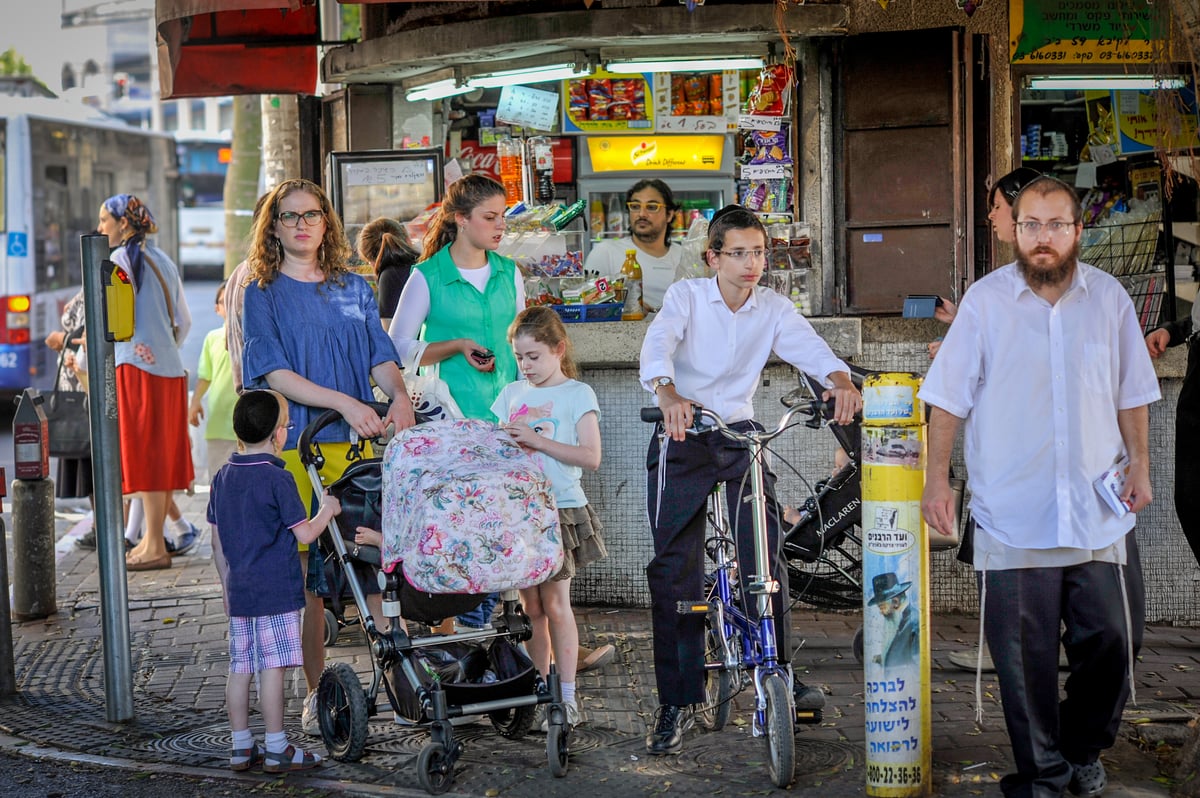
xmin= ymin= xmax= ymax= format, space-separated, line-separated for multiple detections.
xmin=860 ymin=373 xmax=931 ymax=797
xmin=0 ymin=470 xmax=15 ymax=696
xmin=81 ymin=233 xmax=134 ymax=723
xmin=11 ymin=390 xmax=57 ymax=621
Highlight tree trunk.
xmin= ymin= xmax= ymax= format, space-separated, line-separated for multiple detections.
xmin=223 ymin=95 xmax=262 ymax=277
xmin=261 ymin=93 xmax=302 ymax=193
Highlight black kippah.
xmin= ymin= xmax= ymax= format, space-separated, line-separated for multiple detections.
xmin=232 ymin=390 xmax=283 ymax=446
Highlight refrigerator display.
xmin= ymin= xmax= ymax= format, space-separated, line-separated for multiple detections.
xmin=328 ymin=148 xmax=444 ymax=260
xmin=576 ymin=133 xmax=736 ymax=257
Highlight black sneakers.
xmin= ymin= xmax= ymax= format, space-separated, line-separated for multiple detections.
xmin=645 ymin=704 xmax=694 ymax=756
xmin=793 ymin=681 xmax=827 ymax=711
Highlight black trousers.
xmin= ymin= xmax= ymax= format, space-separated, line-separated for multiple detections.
xmin=983 ymin=545 xmax=1143 ymax=798
xmin=1176 ymin=375 xmax=1200 ymax=567
xmin=645 ymin=423 xmax=791 ymax=707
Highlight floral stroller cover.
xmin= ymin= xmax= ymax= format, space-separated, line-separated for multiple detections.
xmin=381 ymin=418 xmax=563 ymax=594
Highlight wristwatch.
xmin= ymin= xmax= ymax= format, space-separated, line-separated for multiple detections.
xmin=653 ymin=376 xmax=674 ymax=392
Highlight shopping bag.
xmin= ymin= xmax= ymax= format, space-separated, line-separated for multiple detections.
xmin=44 ymin=389 xmax=90 ymax=458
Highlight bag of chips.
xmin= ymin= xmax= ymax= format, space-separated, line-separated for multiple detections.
xmin=747 ymin=64 xmax=793 ymax=116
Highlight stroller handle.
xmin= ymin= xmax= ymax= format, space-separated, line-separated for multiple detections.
xmin=297 ymin=402 xmax=392 ymax=467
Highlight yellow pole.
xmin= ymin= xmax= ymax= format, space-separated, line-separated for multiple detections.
xmin=861 ymin=372 xmax=931 ymax=796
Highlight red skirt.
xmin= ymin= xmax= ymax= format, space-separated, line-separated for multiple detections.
xmin=116 ymin=365 xmax=195 ymax=494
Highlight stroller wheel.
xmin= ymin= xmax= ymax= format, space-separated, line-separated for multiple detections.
xmin=318 ymin=662 xmax=369 ymax=761
xmin=489 ymin=704 xmax=536 ymax=739
xmin=852 ymin=625 xmax=864 ymax=665
xmin=324 ymin=608 xmax=340 ymax=648
xmin=417 ymin=742 xmax=455 ymax=794
xmin=546 ymin=722 xmax=569 ymax=778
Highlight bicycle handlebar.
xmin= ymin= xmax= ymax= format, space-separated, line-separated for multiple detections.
xmin=641 ymin=402 xmax=815 ymax=447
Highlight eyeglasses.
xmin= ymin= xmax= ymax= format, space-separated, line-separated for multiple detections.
xmin=714 ymin=248 xmax=768 ymax=262
xmin=1015 ymin=220 xmax=1077 ymax=237
xmin=626 ymin=201 xmax=666 ymax=214
xmin=276 ymin=210 xmax=325 ymax=228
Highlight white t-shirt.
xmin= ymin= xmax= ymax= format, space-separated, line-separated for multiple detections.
xmin=584 ymin=237 xmax=682 ymax=312
xmin=490 ymin=379 xmax=600 ymax=508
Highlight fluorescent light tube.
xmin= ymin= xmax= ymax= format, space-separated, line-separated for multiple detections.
xmin=1028 ymin=76 xmax=1187 ymax=91
xmin=607 ymin=57 xmax=765 ymax=74
xmin=405 ymin=79 xmax=471 ymax=102
xmin=468 ymin=64 xmax=592 ymax=89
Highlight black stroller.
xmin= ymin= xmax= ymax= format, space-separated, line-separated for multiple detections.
xmin=298 ymin=405 xmax=570 ymax=794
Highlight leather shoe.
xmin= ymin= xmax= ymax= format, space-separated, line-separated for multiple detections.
xmin=578 ymin=643 xmax=615 ymax=672
xmin=126 ymin=552 xmax=172 ymax=571
xmin=645 ymin=704 xmax=693 ymax=756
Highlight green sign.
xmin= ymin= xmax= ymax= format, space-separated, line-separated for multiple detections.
xmin=1010 ymin=0 xmax=1166 ymax=64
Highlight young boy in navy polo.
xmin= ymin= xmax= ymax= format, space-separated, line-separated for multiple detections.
xmin=207 ymin=389 xmax=341 ymax=773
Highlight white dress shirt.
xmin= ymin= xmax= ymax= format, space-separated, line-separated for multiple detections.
xmin=639 ymin=276 xmax=849 ymax=423
xmin=387 ymin=264 xmax=525 ymax=370
xmin=918 ymin=262 xmax=1161 ymax=558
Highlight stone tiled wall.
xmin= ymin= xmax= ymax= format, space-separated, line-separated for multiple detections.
xmin=572 ymin=333 xmax=1191 ymax=624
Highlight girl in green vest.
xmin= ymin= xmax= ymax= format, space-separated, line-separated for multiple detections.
xmin=388 ymin=174 xmax=523 ymax=421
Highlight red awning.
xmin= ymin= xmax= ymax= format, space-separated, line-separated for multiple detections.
xmin=156 ymin=1 xmax=319 ymax=99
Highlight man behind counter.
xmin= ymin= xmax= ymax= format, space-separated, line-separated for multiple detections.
xmin=584 ymin=178 xmax=682 ymax=312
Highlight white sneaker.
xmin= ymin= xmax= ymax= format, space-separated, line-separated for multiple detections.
xmin=540 ymin=701 xmax=581 ymax=732
xmin=302 ymin=690 xmax=320 ymax=736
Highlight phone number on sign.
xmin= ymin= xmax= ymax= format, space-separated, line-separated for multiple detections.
xmin=867 ymin=763 xmax=923 ymax=787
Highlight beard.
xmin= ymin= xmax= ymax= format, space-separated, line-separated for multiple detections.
xmin=880 ymin=607 xmax=901 ymax=652
xmin=1016 ymin=238 xmax=1079 ymax=288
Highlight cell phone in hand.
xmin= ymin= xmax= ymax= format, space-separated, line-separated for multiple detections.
xmin=902 ymin=295 xmax=943 ymax=319
xmin=470 ymin=348 xmax=495 ymax=364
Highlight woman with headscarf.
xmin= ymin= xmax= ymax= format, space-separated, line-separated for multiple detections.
xmin=98 ymin=194 xmax=193 ymax=571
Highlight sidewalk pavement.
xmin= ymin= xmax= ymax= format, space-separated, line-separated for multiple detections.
xmin=1 ymin=488 xmax=1197 ymax=797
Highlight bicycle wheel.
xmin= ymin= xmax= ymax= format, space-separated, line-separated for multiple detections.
xmin=763 ymin=672 xmax=796 ymax=788
xmin=696 ymin=618 xmax=736 ymax=731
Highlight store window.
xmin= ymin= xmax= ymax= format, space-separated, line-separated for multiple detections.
xmin=1019 ymin=77 xmax=1199 ymax=332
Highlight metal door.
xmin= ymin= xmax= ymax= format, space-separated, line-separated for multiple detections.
xmin=839 ymin=29 xmax=968 ymax=314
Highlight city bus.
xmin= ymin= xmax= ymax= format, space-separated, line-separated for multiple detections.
xmin=176 ymin=132 xmax=230 ymax=278
xmin=0 ymin=95 xmax=176 ymax=398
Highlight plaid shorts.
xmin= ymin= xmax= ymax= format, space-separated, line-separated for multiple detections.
xmin=228 ymin=610 xmax=303 ymax=674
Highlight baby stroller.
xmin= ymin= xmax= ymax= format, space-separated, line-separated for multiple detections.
xmin=298 ymin=405 xmax=571 ymax=794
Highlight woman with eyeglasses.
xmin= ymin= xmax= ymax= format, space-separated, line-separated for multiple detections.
xmin=241 ymin=178 xmax=415 ymax=733
xmin=97 ymin=194 xmax=195 ymax=572
xmin=583 ymin=178 xmax=683 ymax=312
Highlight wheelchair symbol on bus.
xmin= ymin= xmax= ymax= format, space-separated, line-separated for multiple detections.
xmin=6 ymin=232 xmax=28 ymax=258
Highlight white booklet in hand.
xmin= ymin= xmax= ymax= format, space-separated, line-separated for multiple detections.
xmin=1093 ymin=455 xmax=1132 ymax=517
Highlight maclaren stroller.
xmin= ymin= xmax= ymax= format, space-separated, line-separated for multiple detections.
xmin=298 ymin=406 xmax=571 ymax=794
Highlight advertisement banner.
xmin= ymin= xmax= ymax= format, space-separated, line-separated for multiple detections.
xmin=1009 ymin=0 xmax=1169 ymax=64
xmin=562 ymin=69 xmax=655 ymax=133
xmin=584 ymin=135 xmax=725 ymax=172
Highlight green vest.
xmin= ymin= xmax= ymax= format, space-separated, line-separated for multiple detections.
xmin=418 ymin=245 xmax=519 ymax=421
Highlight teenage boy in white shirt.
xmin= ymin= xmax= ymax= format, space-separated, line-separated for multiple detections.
xmin=638 ymin=204 xmax=861 ymax=756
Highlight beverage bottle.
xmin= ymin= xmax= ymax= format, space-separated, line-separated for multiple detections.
xmin=620 ymin=248 xmax=645 ymax=321
xmin=589 ymin=198 xmax=605 ymax=238
xmin=528 ymin=135 xmax=555 ymax=205
xmin=497 ymin=135 xmax=523 ymax=206
xmin=607 ymin=194 xmax=625 ymax=236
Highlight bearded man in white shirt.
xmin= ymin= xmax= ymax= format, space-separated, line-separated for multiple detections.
xmin=921 ymin=176 xmax=1159 ymax=798
xmin=638 ymin=205 xmax=861 ymax=756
